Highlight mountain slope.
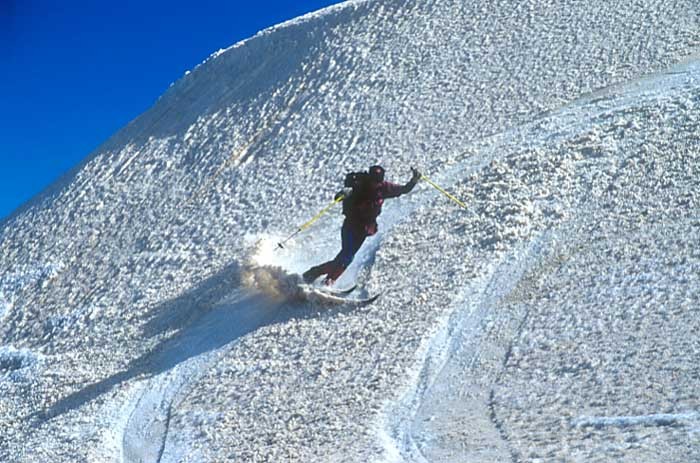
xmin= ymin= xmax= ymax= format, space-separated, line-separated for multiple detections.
xmin=1 ymin=0 xmax=699 ymax=461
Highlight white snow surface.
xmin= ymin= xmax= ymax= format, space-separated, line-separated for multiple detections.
xmin=2 ymin=0 xmax=700 ymax=462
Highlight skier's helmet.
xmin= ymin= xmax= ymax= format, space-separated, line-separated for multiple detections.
xmin=369 ymin=165 xmax=385 ymax=182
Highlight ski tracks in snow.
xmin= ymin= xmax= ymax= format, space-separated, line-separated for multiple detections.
xmin=381 ymin=233 xmax=552 ymax=463
xmin=378 ymin=60 xmax=700 ymax=462
xmin=119 ymin=290 xmax=284 ymax=463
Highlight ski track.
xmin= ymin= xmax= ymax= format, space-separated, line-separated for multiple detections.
xmin=573 ymin=412 xmax=700 ymax=430
xmin=381 ymin=60 xmax=700 ymax=462
xmin=119 ymin=290 xmax=286 ymax=462
xmin=383 ymin=231 xmax=552 ymax=463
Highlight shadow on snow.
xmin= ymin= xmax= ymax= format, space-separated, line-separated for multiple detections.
xmin=27 ymin=261 xmax=340 ymax=427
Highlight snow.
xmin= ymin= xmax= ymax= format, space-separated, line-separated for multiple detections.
xmin=573 ymin=412 xmax=700 ymax=430
xmin=0 ymin=262 xmax=62 ymax=324
xmin=1 ymin=0 xmax=700 ymax=461
xmin=0 ymin=294 xmax=9 ymax=321
xmin=0 ymin=345 xmax=43 ymax=383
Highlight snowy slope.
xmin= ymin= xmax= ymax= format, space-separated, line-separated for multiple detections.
xmin=1 ymin=0 xmax=700 ymax=462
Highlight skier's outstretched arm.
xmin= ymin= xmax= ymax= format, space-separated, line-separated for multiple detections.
xmin=383 ymin=167 xmax=421 ymax=198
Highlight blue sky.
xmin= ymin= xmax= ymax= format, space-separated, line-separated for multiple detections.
xmin=0 ymin=0 xmax=342 ymax=221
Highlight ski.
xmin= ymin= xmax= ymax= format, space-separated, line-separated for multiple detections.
xmin=298 ymin=283 xmax=357 ymax=296
xmin=300 ymin=285 xmax=381 ymax=306
xmin=317 ymin=284 xmax=358 ymax=296
xmin=331 ymin=284 xmax=359 ymax=295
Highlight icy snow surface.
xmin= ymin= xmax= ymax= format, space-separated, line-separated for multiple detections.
xmin=2 ymin=0 xmax=700 ymax=462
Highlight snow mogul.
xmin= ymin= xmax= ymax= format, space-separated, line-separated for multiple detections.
xmin=302 ymin=165 xmax=421 ymax=285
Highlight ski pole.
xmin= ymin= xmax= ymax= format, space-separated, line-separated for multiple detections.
xmin=420 ymin=174 xmax=469 ymax=210
xmin=277 ymin=195 xmax=345 ymax=249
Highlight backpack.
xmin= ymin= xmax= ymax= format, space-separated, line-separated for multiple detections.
xmin=344 ymin=171 xmax=371 ymax=189
xmin=342 ymin=171 xmax=378 ymax=218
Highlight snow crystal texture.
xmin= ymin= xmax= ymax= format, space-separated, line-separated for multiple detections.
xmin=1 ymin=0 xmax=699 ymax=462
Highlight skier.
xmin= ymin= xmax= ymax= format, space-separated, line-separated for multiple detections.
xmin=302 ymin=165 xmax=421 ymax=285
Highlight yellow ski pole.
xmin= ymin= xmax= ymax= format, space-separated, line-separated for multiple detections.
xmin=420 ymin=174 xmax=469 ymax=210
xmin=277 ymin=195 xmax=345 ymax=249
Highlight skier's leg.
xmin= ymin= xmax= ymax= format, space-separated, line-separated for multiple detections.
xmin=324 ymin=223 xmax=367 ymax=283
xmin=302 ymin=260 xmax=335 ymax=284
xmin=302 ymin=223 xmax=351 ymax=283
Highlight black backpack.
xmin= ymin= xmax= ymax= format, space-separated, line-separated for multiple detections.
xmin=342 ymin=171 xmax=375 ymax=216
xmin=344 ymin=171 xmax=371 ymax=189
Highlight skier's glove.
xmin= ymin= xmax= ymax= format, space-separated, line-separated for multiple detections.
xmin=334 ymin=188 xmax=352 ymax=201
xmin=410 ymin=167 xmax=422 ymax=183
